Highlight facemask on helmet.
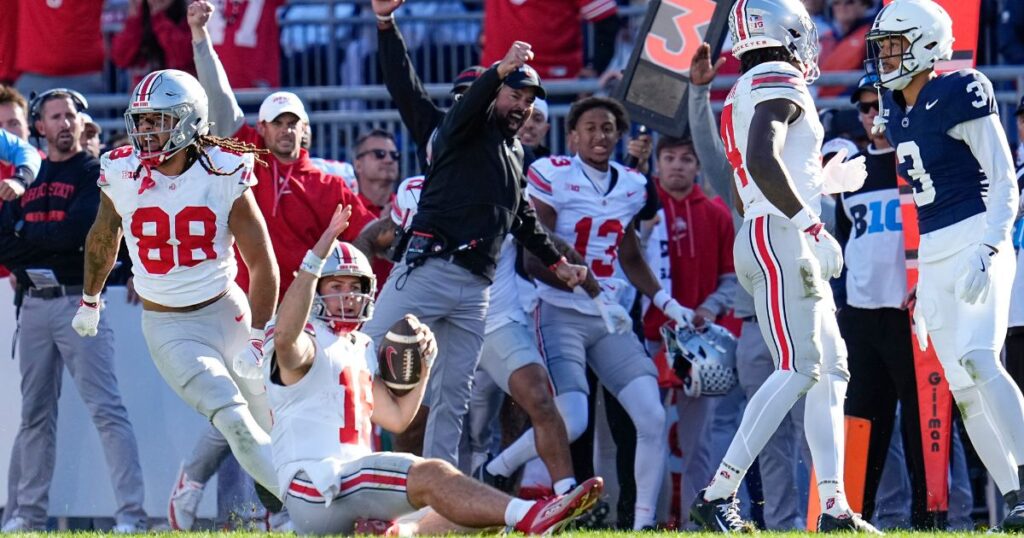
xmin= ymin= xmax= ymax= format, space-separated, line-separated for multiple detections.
xmin=729 ymin=0 xmax=821 ymax=83
xmin=125 ymin=70 xmax=210 ymax=167
xmin=661 ymin=322 xmax=738 ymax=398
xmin=311 ymin=243 xmax=377 ymax=334
xmin=865 ymin=0 xmax=954 ymax=91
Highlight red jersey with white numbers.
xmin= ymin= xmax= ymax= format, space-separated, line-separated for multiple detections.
xmin=17 ymin=0 xmax=104 ymax=76
xmin=207 ymin=0 xmax=285 ymax=88
xmin=99 ymin=145 xmax=254 ymax=307
xmin=481 ymin=0 xmax=617 ymax=80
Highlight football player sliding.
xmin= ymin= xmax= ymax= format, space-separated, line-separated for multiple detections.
xmin=261 ymin=204 xmax=603 ymax=535
xmin=867 ymin=0 xmax=1024 ymax=529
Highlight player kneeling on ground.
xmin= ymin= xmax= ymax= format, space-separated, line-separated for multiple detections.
xmin=263 ymin=204 xmax=603 ymax=535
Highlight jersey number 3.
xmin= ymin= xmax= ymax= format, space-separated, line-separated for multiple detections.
xmin=896 ymin=141 xmax=935 ymax=206
xmin=132 ymin=207 xmax=217 ymax=275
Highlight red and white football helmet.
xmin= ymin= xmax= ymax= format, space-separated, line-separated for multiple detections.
xmin=312 ymin=242 xmax=377 ymax=334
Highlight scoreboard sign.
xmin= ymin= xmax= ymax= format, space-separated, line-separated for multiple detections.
xmin=614 ymin=0 xmax=732 ymax=137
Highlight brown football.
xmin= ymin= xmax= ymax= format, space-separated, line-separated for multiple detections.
xmin=378 ymin=315 xmax=424 ymax=396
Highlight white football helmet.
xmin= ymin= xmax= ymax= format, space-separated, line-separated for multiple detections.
xmin=125 ymin=70 xmax=210 ymax=166
xmin=312 ymin=242 xmax=377 ymax=333
xmin=662 ymin=322 xmax=738 ymax=398
xmin=729 ymin=0 xmax=821 ymax=83
xmin=866 ymin=0 xmax=954 ymax=90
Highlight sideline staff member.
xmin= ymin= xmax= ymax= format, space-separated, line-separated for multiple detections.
xmin=359 ymin=42 xmax=587 ymax=465
xmin=0 ymin=89 xmax=146 ymax=533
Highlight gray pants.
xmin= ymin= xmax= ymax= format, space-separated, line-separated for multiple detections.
xmin=735 ymin=319 xmax=808 ymax=530
xmin=362 ymin=257 xmax=490 ymax=465
xmin=7 ymin=294 xmax=146 ymax=528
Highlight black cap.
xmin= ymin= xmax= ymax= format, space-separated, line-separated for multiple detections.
xmin=849 ymin=72 xmax=881 ymax=104
xmin=451 ymin=66 xmax=485 ymax=95
xmin=1016 ymin=95 xmax=1024 ymax=117
xmin=504 ymin=65 xmax=546 ymax=99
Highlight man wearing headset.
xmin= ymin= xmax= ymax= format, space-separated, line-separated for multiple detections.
xmin=0 ymin=89 xmax=147 ymax=533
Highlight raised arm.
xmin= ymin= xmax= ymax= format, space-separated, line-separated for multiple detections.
xmin=688 ymin=43 xmax=735 ymax=207
xmin=189 ymin=0 xmax=245 ymax=137
xmin=229 ymin=189 xmax=279 ymax=330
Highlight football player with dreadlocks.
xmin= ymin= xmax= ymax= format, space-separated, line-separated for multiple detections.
xmin=73 ymin=68 xmax=283 ymax=503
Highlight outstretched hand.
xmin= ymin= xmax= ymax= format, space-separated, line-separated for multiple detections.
xmin=312 ymin=205 xmax=353 ymax=259
xmin=690 ymin=43 xmax=725 ymax=86
xmin=187 ymin=0 xmax=214 ymax=31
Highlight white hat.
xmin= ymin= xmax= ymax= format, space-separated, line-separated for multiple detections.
xmin=821 ymin=137 xmax=858 ymax=160
xmin=532 ymin=98 xmax=549 ymax=121
xmin=80 ymin=112 xmax=100 ymax=129
xmin=259 ymin=91 xmax=309 ymax=123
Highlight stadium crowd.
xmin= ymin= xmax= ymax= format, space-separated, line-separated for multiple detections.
xmin=0 ymin=0 xmax=1023 ymax=533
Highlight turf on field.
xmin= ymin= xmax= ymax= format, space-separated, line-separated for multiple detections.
xmin=15 ymin=531 xmax=995 ymax=537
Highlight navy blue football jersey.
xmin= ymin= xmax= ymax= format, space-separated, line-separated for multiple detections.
xmin=881 ymin=69 xmax=998 ymax=234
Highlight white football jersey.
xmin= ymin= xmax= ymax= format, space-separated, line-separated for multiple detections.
xmin=99 ymin=145 xmax=255 ymax=307
xmin=526 ymin=154 xmax=648 ymax=315
xmin=265 ymin=319 xmax=378 ymax=499
xmin=392 ymin=175 xmax=533 ymax=332
xmin=721 ymin=61 xmax=825 ymax=221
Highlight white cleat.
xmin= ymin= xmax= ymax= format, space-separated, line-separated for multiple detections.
xmin=1 ymin=517 xmax=31 ymax=533
xmin=168 ymin=463 xmax=205 ymax=531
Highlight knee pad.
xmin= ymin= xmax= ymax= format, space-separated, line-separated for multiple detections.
xmin=554 ymin=392 xmax=589 ymax=441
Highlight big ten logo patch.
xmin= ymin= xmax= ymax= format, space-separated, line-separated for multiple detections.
xmin=849 ymin=198 xmax=902 ymax=238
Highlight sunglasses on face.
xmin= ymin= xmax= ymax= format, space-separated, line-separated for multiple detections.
xmin=357 ymin=148 xmax=400 ymax=161
xmin=857 ymin=101 xmax=879 ymax=114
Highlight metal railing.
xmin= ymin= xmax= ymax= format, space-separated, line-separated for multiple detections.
xmin=86 ymin=66 xmax=1024 ymax=177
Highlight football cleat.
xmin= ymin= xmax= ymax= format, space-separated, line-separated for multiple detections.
xmin=473 ymin=461 xmax=513 ymax=493
xmin=817 ymin=512 xmax=883 ymax=534
xmin=513 ymin=477 xmax=603 ymax=535
xmin=690 ymin=489 xmax=756 ymax=533
xmin=168 ymin=463 xmax=205 ymax=530
xmin=1002 ymin=498 xmax=1024 ymax=532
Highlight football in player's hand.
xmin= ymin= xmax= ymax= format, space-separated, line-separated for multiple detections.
xmin=378 ymin=315 xmax=424 ymax=396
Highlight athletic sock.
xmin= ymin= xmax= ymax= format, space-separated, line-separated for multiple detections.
xmin=552 ymin=478 xmax=576 ymax=496
xmin=804 ymin=373 xmax=851 ymax=517
xmin=504 ymin=498 xmax=535 ymax=527
xmin=704 ymin=461 xmax=744 ymax=501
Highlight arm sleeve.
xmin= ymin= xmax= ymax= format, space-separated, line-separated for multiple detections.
xmin=193 ymin=38 xmax=246 ymax=137
xmin=0 ymin=130 xmax=41 ymax=179
xmin=948 ymin=114 xmax=1020 ymax=249
xmin=378 ymin=23 xmax=445 ymax=149
xmin=699 ymin=274 xmax=737 ymax=316
xmin=589 ymin=13 xmax=619 ymax=74
xmin=22 ymin=166 xmax=101 ymax=252
xmin=435 ymin=66 xmax=503 ymax=146
xmin=687 ymin=83 xmax=735 ymax=208
xmin=511 ymin=191 xmax=561 ymax=267
xmin=699 ymin=211 xmax=737 ymax=315
xmin=110 ymin=12 xmax=144 ymax=68
xmin=636 ymin=174 xmax=660 ymax=222
xmin=525 ymin=159 xmax=557 ymax=208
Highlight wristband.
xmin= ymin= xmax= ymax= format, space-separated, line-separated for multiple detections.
xmin=82 ymin=292 xmax=100 ymax=308
xmin=12 ymin=165 xmax=33 ymax=188
xmin=376 ymin=13 xmax=395 ymax=22
xmin=789 ymin=206 xmax=820 ymax=232
xmin=300 ymin=250 xmax=327 ymax=277
xmin=249 ymin=327 xmax=265 ymax=341
xmin=548 ymin=256 xmax=567 ymax=272
xmin=653 ymin=289 xmax=672 ymax=311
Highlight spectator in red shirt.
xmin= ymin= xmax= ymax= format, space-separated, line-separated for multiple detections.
xmin=204 ymin=0 xmax=285 ymax=88
xmin=481 ymin=0 xmax=620 ymax=81
xmin=15 ymin=0 xmax=106 ymax=96
xmin=817 ymin=0 xmax=875 ymax=97
xmin=190 ymin=1 xmax=376 ymax=297
xmin=112 ymin=0 xmax=196 ymax=88
xmin=0 ymin=2 xmax=19 ymax=85
xmin=352 ymin=129 xmax=400 ymax=293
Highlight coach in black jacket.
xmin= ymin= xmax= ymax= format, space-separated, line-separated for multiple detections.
xmin=360 ymin=39 xmax=587 ymax=465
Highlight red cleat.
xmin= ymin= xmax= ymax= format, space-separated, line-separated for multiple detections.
xmin=513 ymin=477 xmax=603 ymax=535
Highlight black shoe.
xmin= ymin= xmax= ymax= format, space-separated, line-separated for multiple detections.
xmin=817 ymin=512 xmax=883 ymax=534
xmin=690 ymin=489 xmax=755 ymax=533
xmin=1003 ymin=498 xmax=1024 ymax=532
xmin=571 ymin=499 xmax=610 ymax=530
xmin=472 ymin=461 xmax=512 ymax=493
xmin=255 ymin=482 xmax=283 ymax=513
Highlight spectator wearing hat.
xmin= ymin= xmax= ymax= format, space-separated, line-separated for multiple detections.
xmin=79 ymin=113 xmax=102 ymax=158
xmin=832 ymin=72 xmax=935 ymax=528
xmin=518 ymin=97 xmax=551 ymax=166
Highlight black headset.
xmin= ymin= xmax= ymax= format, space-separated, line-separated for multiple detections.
xmin=28 ymin=88 xmax=89 ymax=139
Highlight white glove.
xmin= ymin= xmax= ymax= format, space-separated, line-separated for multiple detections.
xmin=594 ymin=293 xmax=633 ymax=334
xmin=912 ymin=303 xmax=929 ymax=352
xmin=654 ymin=289 xmax=694 ymax=328
xmin=871 ymin=113 xmax=887 ymax=136
xmin=804 ymin=223 xmax=844 ymax=279
xmin=71 ymin=297 xmax=101 ymax=337
xmin=822 ymin=148 xmax=867 ymax=194
xmin=956 ymin=244 xmax=997 ymax=304
xmin=232 ymin=328 xmax=266 ymax=380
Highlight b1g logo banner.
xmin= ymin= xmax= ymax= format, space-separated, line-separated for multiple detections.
xmin=614 ymin=0 xmax=732 ymax=137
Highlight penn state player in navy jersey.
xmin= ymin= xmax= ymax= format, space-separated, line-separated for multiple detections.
xmin=868 ymin=0 xmax=1024 ymax=528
